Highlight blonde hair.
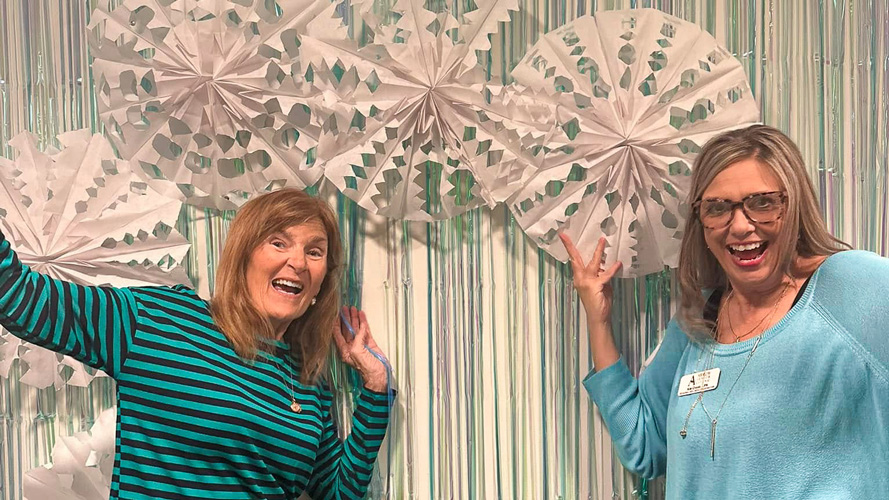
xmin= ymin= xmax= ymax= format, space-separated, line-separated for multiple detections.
xmin=210 ymin=188 xmax=343 ymax=383
xmin=678 ymin=125 xmax=849 ymax=338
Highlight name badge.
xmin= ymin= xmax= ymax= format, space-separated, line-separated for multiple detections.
xmin=677 ymin=368 xmax=721 ymax=397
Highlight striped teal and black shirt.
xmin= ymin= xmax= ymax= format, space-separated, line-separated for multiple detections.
xmin=0 ymin=233 xmax=393 ymax=499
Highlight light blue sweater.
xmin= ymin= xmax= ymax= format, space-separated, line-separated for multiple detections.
xmin=584 ymin=250 xmax=889 ymax=499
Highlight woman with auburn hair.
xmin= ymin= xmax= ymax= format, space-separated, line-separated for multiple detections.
xmin=0 ymin=187 xmax=394 ymax=499
xmin=561 ymin=124 xmax=889 ymax=498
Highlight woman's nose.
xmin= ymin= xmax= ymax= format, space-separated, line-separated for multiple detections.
xmin=727 ymin=205 xmax=756 ymax=233
xmin=287 ymin=251 xmax=307 ymax=270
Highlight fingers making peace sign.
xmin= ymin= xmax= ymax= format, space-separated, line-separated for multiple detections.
xmin=559 ymin=233 xmax=623 ymax=327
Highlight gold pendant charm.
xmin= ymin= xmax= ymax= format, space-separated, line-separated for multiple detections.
xmin=290 ymin=399 xmax=302 ymax=413
xmin=710 ymin=420 xmax=717 ymax=459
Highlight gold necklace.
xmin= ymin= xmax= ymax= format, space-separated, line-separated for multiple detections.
xmin=680 ymin=335 xmax=763 ymax=458
xmin=723 ymin=280 xmax=793 ymax=343
xmin=270 ymin=355 xmax=302 ymax=413
xmin=680 ymin=281 xmax=794 ymax=456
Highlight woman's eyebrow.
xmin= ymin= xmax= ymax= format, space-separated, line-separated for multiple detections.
xmin=281 ymin=229 xmax=327 ymax=246
xmin=269 ymin=231 xmax=293 ymax=242
xmin=701 ymin=191 xmax=773 ymax=202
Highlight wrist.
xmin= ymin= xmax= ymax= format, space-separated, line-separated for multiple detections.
xmin=361 ymin=368 xmax=389 ymax=392
xmin=363 ymin=377 xmax=388 ymax=393
xmin=586 ymin=318 xmax=612 ymax=336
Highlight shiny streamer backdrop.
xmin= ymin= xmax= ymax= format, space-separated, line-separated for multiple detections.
xmin=0 ymin=1 xmax=887 ymax=499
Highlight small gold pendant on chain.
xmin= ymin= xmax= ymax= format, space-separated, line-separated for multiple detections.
xmin=290 ymin=399 xmax=302 ymax=413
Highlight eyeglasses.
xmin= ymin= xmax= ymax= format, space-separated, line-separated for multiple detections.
xmin=693 ymin=191 xmax=787 ymax=229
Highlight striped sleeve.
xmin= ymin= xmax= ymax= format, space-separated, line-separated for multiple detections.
xmin=0 ymin=233 xmax=137 ymax=377
xmin=305 ymin=387 xmax=394 ymax=500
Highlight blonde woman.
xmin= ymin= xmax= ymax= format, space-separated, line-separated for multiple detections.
xmin=0 ymin=188 xmax=393 ymax=499
xmin=563 ymin=125 xmax=889 ymax=498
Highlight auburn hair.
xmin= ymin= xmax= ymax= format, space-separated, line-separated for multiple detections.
xmin=210 ymin=188 xmax=343 ymax=383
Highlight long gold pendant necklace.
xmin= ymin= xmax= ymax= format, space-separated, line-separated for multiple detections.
xmin=690 ymin=335 xmax=761 ymax=458
xmin=679 ymin=280 xmax=793 ymax=458
xmin=271 ymin=355 xmax=302 ymax=413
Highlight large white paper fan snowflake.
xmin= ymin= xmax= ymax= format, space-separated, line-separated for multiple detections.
xmin=0 ymin=130 xmax=191 ymax=389
xmin=508 ymin=9 xmax=760 ymax=276
xmin=89 ymin=0 xmax=332 ymax=210
xmin=301 ymin=0 xmax=550 ymax=220
xmin=23 ymin=408 xmax=117 ymax=500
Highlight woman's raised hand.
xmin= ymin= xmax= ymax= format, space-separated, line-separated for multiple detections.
xmin=333 ymin=306 xmax=390 ymax=393
xmin=559 ymin=234 xmax=623 ymax=328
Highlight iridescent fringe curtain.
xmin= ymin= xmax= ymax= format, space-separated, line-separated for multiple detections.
xmin=1 ymin=1 xmax=887 ymax=499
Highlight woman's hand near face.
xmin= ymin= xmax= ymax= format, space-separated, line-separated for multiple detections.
xmin=333 ymin=306 xmax=390 ymax=392
xmin=559 ymin=234 xmax=622 ymax=371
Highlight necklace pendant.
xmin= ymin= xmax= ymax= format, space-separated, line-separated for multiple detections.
xmin=679 ymin=429 xmax=687 ymax=438
xmin=290 ymin=399 xmax=302 ymax=413
xmin=710 ymin=419 xmax=717 ymax=459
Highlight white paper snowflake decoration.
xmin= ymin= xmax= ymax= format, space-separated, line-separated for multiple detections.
xmin=89 ymin=0 xmax=332 ymax=210
xmin=0 ymin=334 xmax=22 ymax=379
xmin=0 ymin=130 xmax=191 ymax=389
xmin=23 ymin=408 xmax=117 ymax=500
xmin=302 ymin=0 xmax=550 ymax=220
xmin=508 ymin=9 xmax=760 ymax=276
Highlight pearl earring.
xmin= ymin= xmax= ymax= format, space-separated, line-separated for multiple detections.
xmin=310 ymin=297 xmax=317 ymax=306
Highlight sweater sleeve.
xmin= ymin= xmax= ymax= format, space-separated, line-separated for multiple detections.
xmin=305 ymin=386 xmax=394 ymax=499
xmin=0 ymin=232 xmax=138 ymax=378
xmin=582 ymin=318 xmax=689 ymax=479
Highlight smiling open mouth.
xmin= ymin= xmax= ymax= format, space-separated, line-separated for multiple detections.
xmin=272 ymin=279 xmax=303 ymax=296
xmin=728 ymin=241 xmax=768 ymax=262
